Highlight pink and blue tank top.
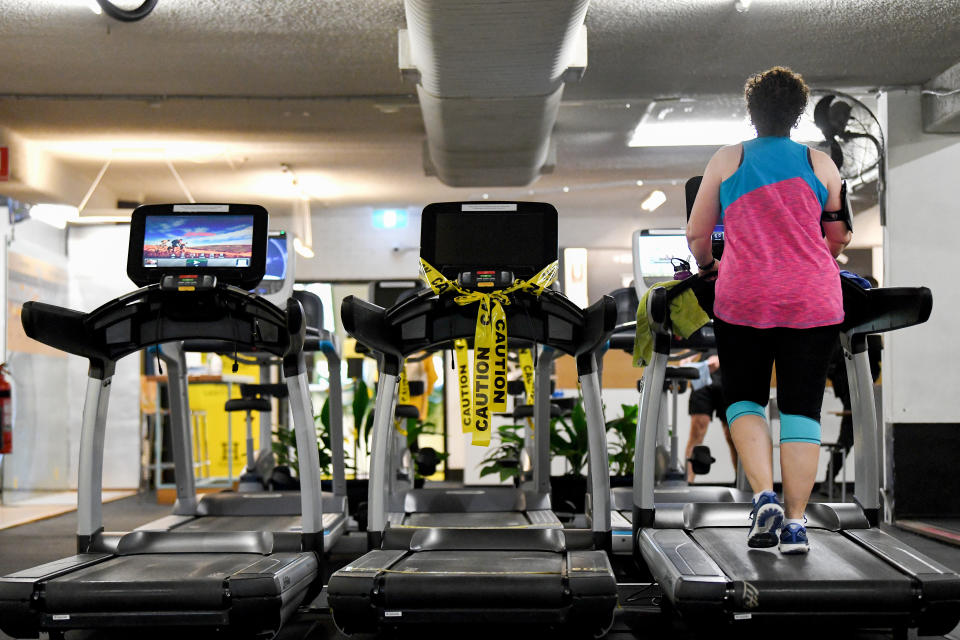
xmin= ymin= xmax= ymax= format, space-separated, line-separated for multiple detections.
xmin=715 ymin=137 xmax=843 ymax=329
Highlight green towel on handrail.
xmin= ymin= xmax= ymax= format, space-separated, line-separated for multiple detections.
xmin=633 ymin=279 xmax=710 ymax=367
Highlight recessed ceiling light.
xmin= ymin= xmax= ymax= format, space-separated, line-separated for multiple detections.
xmin=640 ymin=190 xmax=667 ymax=212
xmin=293 ymin=237 xmax=315 ymax=259
xmin=481 ymin=193 xmax=489 ymax=200
xmin=636 ymin=180 xmax=644 ymax=187
xmin=562 ymin=186 xmax=570 ymax=193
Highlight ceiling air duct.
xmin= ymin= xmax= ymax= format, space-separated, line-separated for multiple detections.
xmin=399 ymin=0 xmax=589 ymax=187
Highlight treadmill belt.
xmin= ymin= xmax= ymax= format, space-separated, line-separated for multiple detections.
xmin=44 ymin=554 xmax=263 ymax=612
xmin=691 ymin=528 xmax=915 ymax=611
xmin=896 ymin=518 xmax=960 ymax=546
xmin=402 ymin=511 xmax=531 ymax=528
xmin=173 ymin=515 xmax=304 ymax=533
xmin=381 ymin=550 xmax=564 ymax=607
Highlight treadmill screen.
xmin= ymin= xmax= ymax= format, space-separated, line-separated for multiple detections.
xmin=423 ymin=204 xmax=558 ymax=279
xmin=636 ymin=234 xmax=695 ymax=281
xmin=262 ymin=235 xmax=288 ymax=281
xmin=143 ymin=214 xmax=254 ymax=269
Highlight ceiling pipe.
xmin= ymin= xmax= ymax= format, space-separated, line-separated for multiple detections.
xmin=400 ymin=0 xmax=589 ymax=187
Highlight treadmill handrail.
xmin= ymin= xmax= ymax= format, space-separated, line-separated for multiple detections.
xmin=340 ymin=288 xmax=617 ymax=376
xmin=633 ymin=279 xmax=935 ymax=528
xmin=22 ymin=284 xmax=302 ymax=379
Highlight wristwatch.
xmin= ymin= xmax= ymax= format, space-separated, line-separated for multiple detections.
xmin=697 ymin=258 xmax=716 ymax=270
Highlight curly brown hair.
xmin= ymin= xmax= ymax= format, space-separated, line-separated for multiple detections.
xmin=744 ymin=66 xmax=809 ymax=137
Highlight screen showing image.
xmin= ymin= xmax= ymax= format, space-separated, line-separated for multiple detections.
xmin=262 ymin=235 xmax=288 ymax=281
xmin=636 ymin=234 xmax=695 ymax=281
xmin=143 ymin=214 xmax=254 ymax=269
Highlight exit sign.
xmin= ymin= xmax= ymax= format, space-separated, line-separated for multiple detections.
xmin=0 ymin=147 xmax=7 ymax=181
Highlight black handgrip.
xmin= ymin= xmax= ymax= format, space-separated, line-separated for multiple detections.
xmin=843 ymin=285 xmax=932 ymax=337
xmin=575 ymin=295 xmax=618 ymax=375
xmin=341 ymin=296 xmax=404 ymax=375
xmin=282 ymin=297 xmax=307 ymax=377
xmin=292 ymin=289 xmax=324 ymax=333
xmin=22 ymin=301 xmax=95 ymax=360
xmin=22 ymin=301 xmax=116 ymax=378
xmin=663 ymin=274 xmax=700 ymax=303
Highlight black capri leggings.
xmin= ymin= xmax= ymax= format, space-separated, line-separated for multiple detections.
xmin=713 ymin=318 xmax=840 ymax=444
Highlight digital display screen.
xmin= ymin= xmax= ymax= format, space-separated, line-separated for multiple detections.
xmin=143 ymin=214 xmax=254 ymax=269
xmin=433 ymin=212 xmax=550 ymax=270
xmin=636 ymin=234 xmax=695 ymax=281
xmin=262 ymin=235 xmax=288 ymax=281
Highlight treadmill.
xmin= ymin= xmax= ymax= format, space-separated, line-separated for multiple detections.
xmin=140 ymin=288 xmax=349 ymax=548
xmin=326 ymin=201 xmax=619 ymax=633
xmin=602 ymin=234 xmax=748 ymax=554
xmin=633 ymin=189 xmax=960 ymax=632
xmin=364 ymin=281 xmax=563 ymax=530
xmin=0 ymin=204 xmax=327 ymax=638
xmin=383 ymin=343 xmax=562 ymax=530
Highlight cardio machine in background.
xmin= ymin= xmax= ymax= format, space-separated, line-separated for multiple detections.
xmin=326 ymin=201 xmax=619 ymax=634
xmin=147 ymin=288 xmax=349 ymax=546
xmin=602 ymin=229 xmax=747 ymax=554
xmin=0 ymin=205 xmax=328 ymax=638
xmin=630 ymin=180 xmax=960 ymax=634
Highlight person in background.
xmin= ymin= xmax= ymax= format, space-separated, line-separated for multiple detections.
xmin=686 ymin=66 xmax=852 ymax=554
xmin=684 ymin=353 xmax=738 ymax=482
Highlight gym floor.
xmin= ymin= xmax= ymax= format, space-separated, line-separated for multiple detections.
xmin=1 ymin=492 xmax=958 ymax=640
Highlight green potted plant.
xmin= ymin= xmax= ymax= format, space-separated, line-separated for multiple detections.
xmin=270 ymin=396 xmax=338 ymax=488
xmin=478 ymin=423 xmax=527 ymax=485
xmin=402 ymin=418 xmax=450 ymax=484
xmin=550 ymin=400 xmax=590 ymax=514
xmin=606 ymin=404 xmax=637 ymax=487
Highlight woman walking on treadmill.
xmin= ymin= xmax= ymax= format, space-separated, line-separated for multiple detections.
xmin=686 ymin=67 xmax=852 ymax=554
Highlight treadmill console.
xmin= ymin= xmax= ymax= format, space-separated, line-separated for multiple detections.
xmin=632 ymin=229 xmax=696 ymax=290
xmin=420 ymin=201 xmax=558 ymax=290
xmin=127 ymin=203 xmax=268 ymax=290
xmin=369 ymin=280 xmax=425 ymax=308
xmin=684 ymin=175 xmax=724 ymax=260
xmin=253 ymin=231 xmax=294 ymax=305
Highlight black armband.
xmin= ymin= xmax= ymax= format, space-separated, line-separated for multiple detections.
xmin=821 ymin=180 xmax=853 ymax=233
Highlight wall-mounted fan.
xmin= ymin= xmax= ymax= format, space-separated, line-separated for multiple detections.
xmin=809 ymin=91 xmax=887 ymax=223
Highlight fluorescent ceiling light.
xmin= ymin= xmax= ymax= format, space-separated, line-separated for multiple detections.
xmin=69 ymin=216 xmax=131 ymax=225
xmin=629 ymin=112 xmax=822 ymax=148
xmin=640 ymin=190 xmax=667 ymax=212
xmin=293 ymin=236 xmax=315 ymax=259
xmin=37 ymin=140 xmax=230 ymax=162
xmin=30 ymin=204 xmax=78 ymax=229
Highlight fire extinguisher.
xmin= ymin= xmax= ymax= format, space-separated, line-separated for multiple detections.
xmin=0 ymin=366 xmax=11 ymax=455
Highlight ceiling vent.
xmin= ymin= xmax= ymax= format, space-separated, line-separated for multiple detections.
xmin=399 ymin=0 xmax=589 ymax=187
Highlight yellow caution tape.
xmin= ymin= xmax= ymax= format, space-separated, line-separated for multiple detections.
xmin=453 ymin=339 xmax=472 ymax=433
xmin=517 ymin=348 xmax=535 ymax=405
xmin=420 ymin=258 xmax=558 ymax=446
xmin=398 ymin=367 xmax=410 ymax=405
xmin=394 ymin=367 xmax=410 ymax=435
xmin=517 ymin=347 xmax=536 ymax=431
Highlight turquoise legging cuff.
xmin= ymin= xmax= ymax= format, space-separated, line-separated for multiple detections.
xmin=726 ymin=400 xmax=765 ymax=425
xmin=726 ymin=401 xmax=821 ymax=444
xmin=779 ymin=413 xmax=821 ymax=444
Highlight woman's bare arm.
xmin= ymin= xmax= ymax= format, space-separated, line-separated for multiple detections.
xmin=687 ymin=144 xmax=739 ymax=270
xmin=811 ymin=148 xmax=853 ymax=258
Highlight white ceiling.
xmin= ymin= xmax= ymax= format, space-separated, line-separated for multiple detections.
xmin=1 ymin=0 xmax=958 ymax=223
